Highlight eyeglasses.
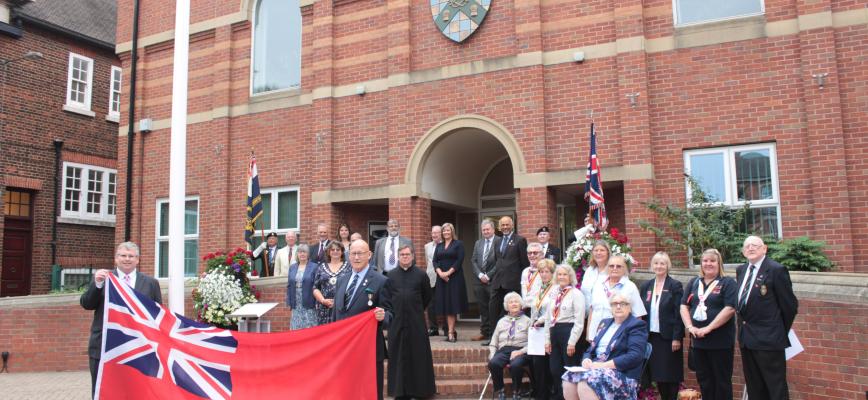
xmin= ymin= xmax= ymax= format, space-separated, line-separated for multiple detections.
xmin=744 ymin=243 xmax=763 ymax=249
xmin=329 ymin=248 xmax=342 ymax=252
xmin=607 ymin=264 xmax=626 ymax=269
xmin=398 ymin=253 xmax=413 ymax=257
xmin=527 ymin=251 xmax=542 ymax=255
xmin=610 ymin=302 xmax=630 ymax=308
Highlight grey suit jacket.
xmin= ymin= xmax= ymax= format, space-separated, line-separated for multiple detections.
xmin=471 ymin=237 xmax=497 ymax=278
xmin=334 ymin=267 xmax=392 ymax=361
xmin=374 ymin=235 xmax=412 ymax=273
xmin=80 ymin=271 xmax=162 ymax=359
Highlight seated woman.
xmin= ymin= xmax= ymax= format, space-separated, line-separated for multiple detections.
xmin=488 ymin=291 xmax=532 ymax=400
xmin=563 ymin=293 xmax=649 ymax=400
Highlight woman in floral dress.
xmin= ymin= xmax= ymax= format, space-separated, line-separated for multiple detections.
xmin=312 ymin=242 xmax=350 ymax=325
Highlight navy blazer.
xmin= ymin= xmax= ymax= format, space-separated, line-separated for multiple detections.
xmin=285 ymin=262 xmax=318 ymax=309
xmin=736 ymin=257 xmax=798 ymax=351
xmin=584 ymin=315 xmax=649 ymax=380
xmin=639 ymin=275 xmax=685 ymax=341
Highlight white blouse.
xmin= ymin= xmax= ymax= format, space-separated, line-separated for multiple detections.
xmin=580 ymin=266 xmax=605 ymax=313
xmin=520 ymin=266 xmax=542 ymax=301
xmin=543 ymin=286 xmax=585 ymax=346
xmin=587 ymin=276 xmax=646 ymax=341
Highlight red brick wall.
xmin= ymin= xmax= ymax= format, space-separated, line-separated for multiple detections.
xmin=1 ymin=22 xmax=119 ymax=295
xmin=1 ymin=283 xmax=865 ymax=399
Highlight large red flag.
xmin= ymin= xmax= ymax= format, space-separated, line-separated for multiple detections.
xmin=96 ymin=274 xmax=377 ymax=399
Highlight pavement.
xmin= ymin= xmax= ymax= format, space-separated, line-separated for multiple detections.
xmin=0 ymin=370 xmax=91 ymax=400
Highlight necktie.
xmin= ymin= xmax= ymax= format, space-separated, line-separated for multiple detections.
xmin=344 ymin=273 xmax=360 ymax=311
xmin=123 ymin=274 xmax=131 ymax=287
xmin=389 ymin=238 xmax=396 ymax=265
xmin=482 ymin=239 xmax=491 ymax=262
xmin=738 ymin=265 xmax=756 ymax=311
xmin=288 ymin=247 xmax=294 ymax=264
xmin=318 ymin=242 xmax=325 ymax=260
xmin=500 ymin=234 xmax=510 ymax=254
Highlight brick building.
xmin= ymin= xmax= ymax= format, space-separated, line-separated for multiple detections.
xmin=113 ymin=0 xmax=866 ymax=286
xmin=0 ymin=0 xmax=120 ymax=296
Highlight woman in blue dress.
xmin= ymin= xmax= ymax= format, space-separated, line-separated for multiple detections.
xmin=432 ymin=222 xmax=467 ymax=342
xmin=286 ymin=244 xmax=318 ymax=330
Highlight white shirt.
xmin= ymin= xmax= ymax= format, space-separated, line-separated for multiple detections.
xmin=520 ymin=266 xmax=541 ymax=301
xmin=96 ymin=268 xmax=136 ymax=289
xmin=526 ymin=281 xmax=557 ymax=322
xmin=543 ymin=286 xmax=585 ymax=346
xmin=581 ymin=266 xmax=605 ymax=313
xmin=587 ymin=276 xmax=646 ymax=341
xmin=424 ymin=241 xmax=438 ymax=288
xmin=649 ymin=278 xmax=663 ymax=333
xmin=595 ymin=322 xmax=622 ymax=359
xmin=382 ymin=236 xmax=400 ymax=272
xmin=738 ymin=256 xmax=764 ymax=307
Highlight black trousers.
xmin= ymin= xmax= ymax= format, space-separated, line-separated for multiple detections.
xmin=474 ymin=282 xmax=493 ymax=337
xmin=741 ymin=348 xmax=789 ymax=400
xmin=89 ymin=357 xmax=99 ymax=398
xmin=549 ymin=323 xmax=580 ymax=400
xmin=692 ymin=347 xmax=733 ymax=400
xmin=656 ymin=382 xmax=680 ymax=400
xmin=531 ymin=354 xmax=552 ymax=400
xmin=488 ymin=346 xmax=530 ymax=392
xmin=377 ymin=357 xmax=384 ymax=400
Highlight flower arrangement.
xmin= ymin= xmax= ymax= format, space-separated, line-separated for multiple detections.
xmin=564 ymin=227 xmax=636 ymax=273
xmin=192 ymin=248 xmax=259 ymax=327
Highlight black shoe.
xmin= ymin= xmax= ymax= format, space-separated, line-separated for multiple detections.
xmin=428 ymin=327 xmax=439 ymax=336
xmin=481 ymin=340 xmax=490 ymax=346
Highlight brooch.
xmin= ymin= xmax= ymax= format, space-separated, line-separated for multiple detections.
xmin=329 ymin=277 xmax=337 ymax=285
xmin=760 ymin=284 xmax=767 ymax=296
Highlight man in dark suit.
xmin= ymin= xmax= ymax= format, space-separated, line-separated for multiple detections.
xmin=335 ymin=240 xmax=392 ymax=400
xmin=536 ymin=226 xmax=562 ymax=263
xmin=471 ymin=219 xmax=497 ymax=343
xmin=374 ymin=219 xmax=412 ymax=274
xmin=80 ymin=242 xmax=162 ymax=397
xmin=488 ymin=216 xmax=529 ymax=327
xmin=252 ymin=231 xmax=279 ymax=276
xmin=736 ymin=235 xmax=798 ymax=400
xmin=309 ymin=223 xmax=332 ymax=264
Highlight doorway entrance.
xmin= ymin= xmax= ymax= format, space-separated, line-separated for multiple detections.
xmin=2 ymin=189 xmax=34 ymax=296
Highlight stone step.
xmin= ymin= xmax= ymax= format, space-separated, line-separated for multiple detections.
xmin=433 ymin=362 xmax=489 ymax=379
xmin=432 ymin=377 xmax=529 ymax=398
xmin=431 ymin=347 xmax=489 ymax=364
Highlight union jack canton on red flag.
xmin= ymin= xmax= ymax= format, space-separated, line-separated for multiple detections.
xmin=584 ymin=123 xmax=609 ymax=231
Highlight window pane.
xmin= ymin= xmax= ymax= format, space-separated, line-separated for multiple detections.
xmin=159 ymin=202 xmax=169 ymax=236
xmin=740 ymin=206 xmax=779 ymax=238
xmin=185 ymin=200 xmax=198 ymax=235
xmin=252 ymin=0 xmax=302 ymax=93
xmin=158 ymin=240 xmax=169 ymax=277
xmin=688 ymin=153 xmax=726 ymax=202
xmin=277 ymin=191 xmax=298 ymax=229
xmin=185 ymin=239 xmax=198 ymax=277
xmin=676 ymin=0 xmax=763 ymax=25
xmin=735 ymin=149 xmax=773 ymax=202
xmin=260 ymin=193 xmax=272 ymax=230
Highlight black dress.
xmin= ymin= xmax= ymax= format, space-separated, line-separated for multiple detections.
xmin=385 ymin=264 xmax=436 ymax=398
xmin=433 ymin=239 xmax=468 ymax=315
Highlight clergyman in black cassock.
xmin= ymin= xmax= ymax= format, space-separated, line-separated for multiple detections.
xmin=385 ymin=245 xmax=436 ymax=399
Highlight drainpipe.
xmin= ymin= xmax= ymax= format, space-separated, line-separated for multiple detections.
xmin=124 ymin=0 xmax=141 ymax=241
xmin=51 ymin=139 xmax=63 ymax=266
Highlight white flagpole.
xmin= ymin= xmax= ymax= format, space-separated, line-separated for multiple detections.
xmin=168 ymin=0 xmax=190 ymax=315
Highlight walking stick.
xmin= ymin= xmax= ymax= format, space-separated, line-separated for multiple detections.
xmin=479 ymin=372 xmax=492 ymax=400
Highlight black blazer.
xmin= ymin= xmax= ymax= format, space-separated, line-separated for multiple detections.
xmin=490 ymin=233 xmax=529 ymax=291
xmin=308 ymin=240 xmax=332 ymax=265
xmin=736 ymin=257 xmax=798 ymax=351
xmin=639 ymin=275 xmax=684 ymax=341
xmin=334 ymin=267 xmax=393 ymax=362
xmin=80 ymin=271 xmax=162 ymax=359
xmin=543 ymin=244 xmax=562 ymax=263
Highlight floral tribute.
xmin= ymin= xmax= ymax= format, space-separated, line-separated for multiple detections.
xmin=564 ymin=227 xmax=636 ymax=274
xmin=192 ymin=248 xmax=259 ymax=327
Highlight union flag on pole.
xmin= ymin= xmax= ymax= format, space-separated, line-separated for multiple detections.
xmin=96 ymin=274 xmax=378 ymax=399
xmin=584 ymin=123 xmax=608 ymax=230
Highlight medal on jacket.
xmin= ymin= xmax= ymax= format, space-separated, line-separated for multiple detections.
xmin=365 ymin=287 xmax=374 ymax=307
xmin=760 ymin=284 xmax=767 ymax=296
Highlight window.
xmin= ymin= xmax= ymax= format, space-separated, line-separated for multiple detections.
xmin=251 ymin=0 xmax=302 ymax=95
xmin=249 ymin=187 xmax=299 ymax=249
xmin=3 ymin=189 xmax=31 ymax=217
xmin=107 ymin=66 xmax=122 ymax=122
xmin=155 ymin=198 xmax=199 ymax=278
xmin=674 ymin=0 xmax=764 ymax=26
xmin=684 ymin=143 xmax=781 ymax=237
xmin=64 ymin=53 xmax=95 ymax=116
xmin=60 ymin=162 xmax=116 ymax=223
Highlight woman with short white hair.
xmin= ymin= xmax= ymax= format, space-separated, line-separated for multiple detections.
xmin=488 ymin=291 xmax=531 ymax=400
xmin=544 ymin=264 xmax=585 ymax=400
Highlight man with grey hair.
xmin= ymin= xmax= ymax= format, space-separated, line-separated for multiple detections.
xmin=80 ymin=242 xmax=162 ymax=397
xmin=736 ymin=235 xmax=798 ymax=400
xmin=374 ymin=219 xmax=412 ymax=274
xmin=471 ymin=219 xmax=497 ymax=343
xmin=274 ymin=230 xmax=299 ymax=276
xmin=309 ymin=223 xmax=332 ymax=264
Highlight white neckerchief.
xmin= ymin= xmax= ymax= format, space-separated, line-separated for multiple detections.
xmin=692 ymin=278 xmax=719 ymax=321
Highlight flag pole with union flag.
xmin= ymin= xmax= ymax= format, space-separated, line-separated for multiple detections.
xmin=245 ymin=152 xmax=270 ymax=276
xmin=584 ymin=122 xmax=609 ymax=231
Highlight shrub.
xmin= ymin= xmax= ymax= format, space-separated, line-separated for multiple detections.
xmin=766 ymin=236 xmax=835 ymax=272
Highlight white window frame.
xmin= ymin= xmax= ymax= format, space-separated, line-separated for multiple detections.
xmin=59 ymin=162 xmax=117 ymax=224
xmin=673 ymin=0 xmax=765 ymax=27
xmin=155 ymin=197 xmax=200 ymax=279
xmin=249 ymin=0 xmax=303 ymax=96
xmin=107 ymin=66 xmax=122 ymax=122
xmin=684 ymin=143 xmax=782 ymax=236
xmin=63 ymin=53 xmax=95 ymax=117
xmin=258 ymin=186 xmax=301 ymax=235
